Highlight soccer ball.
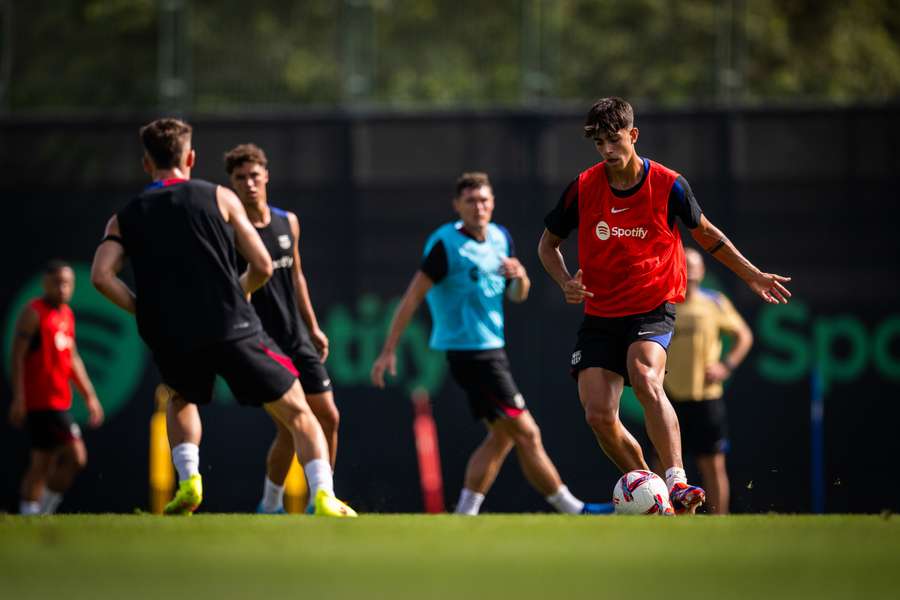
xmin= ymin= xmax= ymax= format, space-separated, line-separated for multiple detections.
xmin=612 ymin=470 xmax=674 ymax=515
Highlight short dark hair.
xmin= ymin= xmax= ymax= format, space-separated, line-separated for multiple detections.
xmin=45 ymin=259 xmax=72 ymax=275
xmin=583 ymin=97 xmax=634 ymax=139
xmin=139 ymin=118 xmax=193 ymax=169
xmin=455 ymin=172 xmax=491 ymax=197
xmin=224 ymin=143 xmax=269 ymax=174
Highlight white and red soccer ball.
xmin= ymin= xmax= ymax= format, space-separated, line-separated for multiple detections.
xmin=612 ymin=470 xmax=675 ymax=515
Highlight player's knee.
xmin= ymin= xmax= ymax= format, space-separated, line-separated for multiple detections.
xmin=584 ymin=407 xmax=617 ymax=435
xmin=66 ymin=444 xmax=88 ymax=470
xmin=319 ymin=403 xmax=340 ymax=435
xmin=512 ymin=424 xmax=542 ymax=451
xmin=485 ymin=429 xmax=514 ymax=454
xmin=630 ymin=371 xmax=665 ymax=406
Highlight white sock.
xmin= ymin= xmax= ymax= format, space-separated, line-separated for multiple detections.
xmin=665 ymin=467 xmax=687 ymax=491
xmin=455 ymin=488 xmax=485 ymax=515
xmin=546 ymin=485 xmax=585 ymax=514
xmin=20 ymin=500 xmax=41 ymax=515
xmin=303 ymin=458 xmax=334 ymax=498
xmin=172 ymin=442 xmax=200 ymax=482
xmin=41 ymin=490 xmax=63 ymax=515
xmin=261 ymin=477 xmax=285 ymax=513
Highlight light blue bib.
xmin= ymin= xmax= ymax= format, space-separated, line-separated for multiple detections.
xmin=424 ymin=222 xmax=512 ymax=350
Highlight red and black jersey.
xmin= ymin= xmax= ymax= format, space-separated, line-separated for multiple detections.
xmin=24 ymin=298 xmax=75 ymax=411
xmin=544 ymin=158 xmax=702 ymax=318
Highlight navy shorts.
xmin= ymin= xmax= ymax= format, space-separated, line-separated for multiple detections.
xmin=152 ymin=331 xmax=298 ymax=407
xmin=570 ymin=302 xmax=676 ymax=387
xmin=27 ymin=410 xmax=81 ymax=451
xmin=447 ymin=349 xmax=526 ymax=423
xmin=670 ymin=397 xmax=729 ymax=456
xmin=290 ymin=339 xmax=333 ymax=395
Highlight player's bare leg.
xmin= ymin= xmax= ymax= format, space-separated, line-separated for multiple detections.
xmin=163 ymin=390 xmax=204 ymax=515
xmin=457 ymin=413 xmax=603 ymax=515
xmin=463 ymin=426 xmax=514 ymax=494
xmin=166 ymin=393 xmax=202 ymax=447
xmin=19 ymin=450 xmax=53 ymax=515
xmin=266 ymin=420 xmax=295 ymax=484
xmin=306 ymin=391 xmax=339 ymax=467
xmin=492 ymin=411 xmax=562 ymax=495
xmin=265 ymin=381 xmax=328 ymax=465
xmin=455 ymin=426 xmax=513 ymax=515
xmin=627 ymin=341 xmax=705 ymax=513
xmin=41 ymin=439 xmax=87 ymax=514
xmin=578 ymin=367 xmax=648 ymax=472
xmin=260 ymin=391 xmax=340 ymax=513
xmin=696 ymin=452 xmax=729 ymax=515
xmin=626 ymin=342 xmax=682 ymax=470
xmin=264 ymin=381 xmax=355 ymax=516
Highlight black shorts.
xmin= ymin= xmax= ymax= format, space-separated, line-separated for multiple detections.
xmin=27 ymin=410 xmax=81 ymax=451
xmin=670 ymin=397 xmax=729 ymax=456
xmin=152 ymin=332 xmax=298 ymax=407
xmin=570 ymin=302 xmax=676 ymax=386
xmin=290 ymin=340 xmax=333 ymax=395
xmin=447 ymin=349 xmax=527 ymax=423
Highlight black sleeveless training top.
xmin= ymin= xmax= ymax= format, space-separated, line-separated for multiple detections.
xmin=117 ymin=179 xmax=261 ymax=352
xmin=236 ymin=206 xmax=310 ymax=355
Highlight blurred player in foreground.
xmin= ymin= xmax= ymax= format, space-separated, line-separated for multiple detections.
xmin=664 ymin=248 xmax=753 ymax=514
xmin=225 ymin=143 xmax=340 ymax=514
xmin=538 ymin=97 xmax=790 ymax=513
xmin=8 ymin=261 xmax=104 ymax=514
xmin=91 ymin=118 xmax=354 ymax=517
xmin=372 ymin=172 xmax=611 ymax=515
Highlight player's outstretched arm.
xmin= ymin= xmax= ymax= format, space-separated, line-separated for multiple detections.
xmin=370 ymin=271 xmax=433 ymax=389
xmin=287 ymin=212 xmax=328 ymax=362
xmin=217 ymin=186 xmax=273 ymax=295
xmin=537 ymin=228 xmax=594 ymax=304
xmin=7 ymin=306 xmax=38 ymax=428
xmin=690 ymin=214 xmax=791 ymax=304
xmin=91 ymin=216 xmax=137 ymax=314
xmin=70 ymin=343 xmax=104 ymax=428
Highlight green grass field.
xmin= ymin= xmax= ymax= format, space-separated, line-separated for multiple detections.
xmin=1 ymin=514 xmax=898 ymax=599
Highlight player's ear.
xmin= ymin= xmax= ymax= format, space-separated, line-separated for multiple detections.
xmin=142 ymin=153 xmax=153 ymax=175
xmin=630 ymin=127 xmax=639 ymax=144
xmin=186 ymin=149 xmax=196 ymax=169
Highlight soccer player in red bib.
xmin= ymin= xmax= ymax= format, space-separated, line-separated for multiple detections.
xmin=8 ymin=261 xmax=104 ymax=515
xmin=538 ymin=97 xmax=791 ymax=513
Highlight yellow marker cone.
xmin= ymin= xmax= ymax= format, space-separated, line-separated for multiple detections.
xmin=149 ymin=384 xmax=176 ymax=514
xmin=283 ymin=455 xmax=309 ymax=513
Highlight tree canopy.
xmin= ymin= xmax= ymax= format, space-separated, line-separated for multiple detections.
xmin=3 ymin=0 xmax=898 ymax=112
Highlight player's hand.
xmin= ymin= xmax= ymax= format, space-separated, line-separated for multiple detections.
xmin=8 ymin=397 xmax=26 ymax=429
xmin=500 ymin=257 xmax=526 ymax=280
xmin=563 ymin=269 xmax=595 ymax=304
xmin=86 ymin=396 xmax=104 ymax=428
xmin=370 ymin=351 xmax=397 ymax=389
xmin=745 ymin=271 xmax=791 ymax=304
xmin=705 ymin=362 xmax=731 ymax=384
xmin=311 ymin=328 xmax=330 ymax=363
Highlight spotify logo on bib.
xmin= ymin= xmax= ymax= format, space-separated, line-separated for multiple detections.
xmin=595 ymin=221 xmax=611 ymax=241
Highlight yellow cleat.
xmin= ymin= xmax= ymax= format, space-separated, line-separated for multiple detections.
xmin=163 ymin=474 xmax=203 ymax=516
xmin=313 ymin=488 xmax=357 ymax=517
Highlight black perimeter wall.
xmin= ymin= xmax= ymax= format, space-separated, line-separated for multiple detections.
xmin=1 ymin=106 xmax=898 ymax=514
